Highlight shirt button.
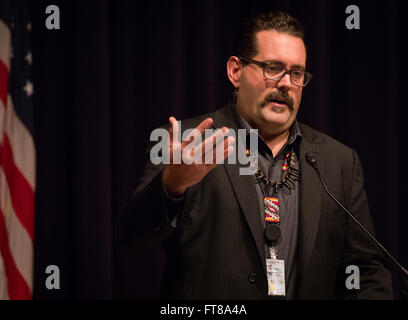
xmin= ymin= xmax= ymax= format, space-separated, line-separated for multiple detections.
xmin=248 ymin=272 xmax=257 ymax=283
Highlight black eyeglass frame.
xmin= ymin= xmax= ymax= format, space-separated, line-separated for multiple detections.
xmin=239 ymin=57 xmax=313 ymax=87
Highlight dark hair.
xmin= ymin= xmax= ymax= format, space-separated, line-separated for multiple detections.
xmin=234 ymin=11 xmax=305 ymax=59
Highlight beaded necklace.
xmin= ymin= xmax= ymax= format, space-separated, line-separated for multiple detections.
xmin=247 ymin=147 xmax=300 ymax=246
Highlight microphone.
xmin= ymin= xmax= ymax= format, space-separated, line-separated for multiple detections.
xmin=305 ymin=152 xmax=318 ymax=170
xmin=305 ymin=152 xmax=408 ymax=296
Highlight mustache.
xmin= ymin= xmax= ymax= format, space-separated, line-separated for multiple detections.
xmin=261 ymin=91 xmax=294 ymax=110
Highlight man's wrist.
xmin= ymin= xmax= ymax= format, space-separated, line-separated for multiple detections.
xmin=162 ymin=169 xmax=186 ymax=199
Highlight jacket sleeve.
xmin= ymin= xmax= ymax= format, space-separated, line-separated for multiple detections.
xmin=340 ymin=149 xmax=393 ymax=299
xmin=115 ymin=136 xmax=185 ymax=250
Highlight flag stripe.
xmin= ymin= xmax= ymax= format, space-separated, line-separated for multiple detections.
xmin=0 ymin=252 xmax=10 ymax=300
xmin=0 ymin=95 xmax=5 ymax=145
xmin=0 ymin=60 xmax=8 ymax=107
xmin=0 ymin=19 xmax=10 ymax=107
xmin=0 ymin=166 xmax=33 ymax=292
xmin=2 ymin=95 xmax=36 ymax=189
xmin=0 ymin=134 xmax=34 ymax=241
xmin=0 ymin=208 xmax=31 ymax=299
xmin=0 ymin=19 xmax=11 ymax=66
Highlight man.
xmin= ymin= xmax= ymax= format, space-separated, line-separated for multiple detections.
xmin=117 ymin=11 xmax=393 ymax=299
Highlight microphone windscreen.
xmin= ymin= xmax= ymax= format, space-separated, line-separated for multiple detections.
xmin=305 ymin=152 xmax=318 ymax=169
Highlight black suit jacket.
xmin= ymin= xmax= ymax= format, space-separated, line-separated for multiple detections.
xmin=117 ymin=103 xmax=393 ymax=299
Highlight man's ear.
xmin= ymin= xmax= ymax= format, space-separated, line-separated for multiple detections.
xmin=226 ymin=56 xmax=242 ymax=88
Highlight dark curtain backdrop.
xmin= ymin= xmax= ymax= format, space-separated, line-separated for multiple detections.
xmin=29 ymin=0 xmax=406 ymax=299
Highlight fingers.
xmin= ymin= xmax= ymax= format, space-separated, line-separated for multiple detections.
xmin=211 ymin=135 xmax=235 ymax=165
xmin=181 ymin=117 xmax=214 ymax=149
xmin=198 ymin=127 xmax=225 ymax=162
xmin=171 ymin=117 xmax=213 ymax=147
xmin=168 ymin=116 xmax=235 ymax=165
xmin=168 ymin=116 xmax=179 ymax=146
xmin=196 ymin=128 xmax=234 ymax=165
xmin=201 ymin=136 xmax=234 ymax=170
xmin=195 ymin=118 xmax=214 ymax=136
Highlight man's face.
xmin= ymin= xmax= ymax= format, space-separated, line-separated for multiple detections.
xmin=236 ymin=30 xmax=307 ymax=136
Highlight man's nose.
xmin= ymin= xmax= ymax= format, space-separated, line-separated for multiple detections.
xmin=275 ymin=73 xmax=292 ymax=91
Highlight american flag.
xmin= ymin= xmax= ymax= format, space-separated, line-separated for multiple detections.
xmin=0 ymin=1 xmax=35 ymax=300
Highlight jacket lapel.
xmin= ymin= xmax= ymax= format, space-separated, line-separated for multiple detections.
xmin=223 ymin=163 xmax=267 ymax=271
xmin=298 ymin=124 xmax=325 ymax=271
xmin=212 ymin=104 xmax=267 ymax=272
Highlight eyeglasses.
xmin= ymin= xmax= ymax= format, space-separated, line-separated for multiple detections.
xmin=239 ymin=57 xmax=313 ymax=87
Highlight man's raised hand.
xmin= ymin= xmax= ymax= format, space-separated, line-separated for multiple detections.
xmin=162 ymin=116 xmax=234 ymax=196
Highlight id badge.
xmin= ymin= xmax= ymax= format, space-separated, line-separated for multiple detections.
xmin=266 ymin=258 xmax=286 ymax=296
